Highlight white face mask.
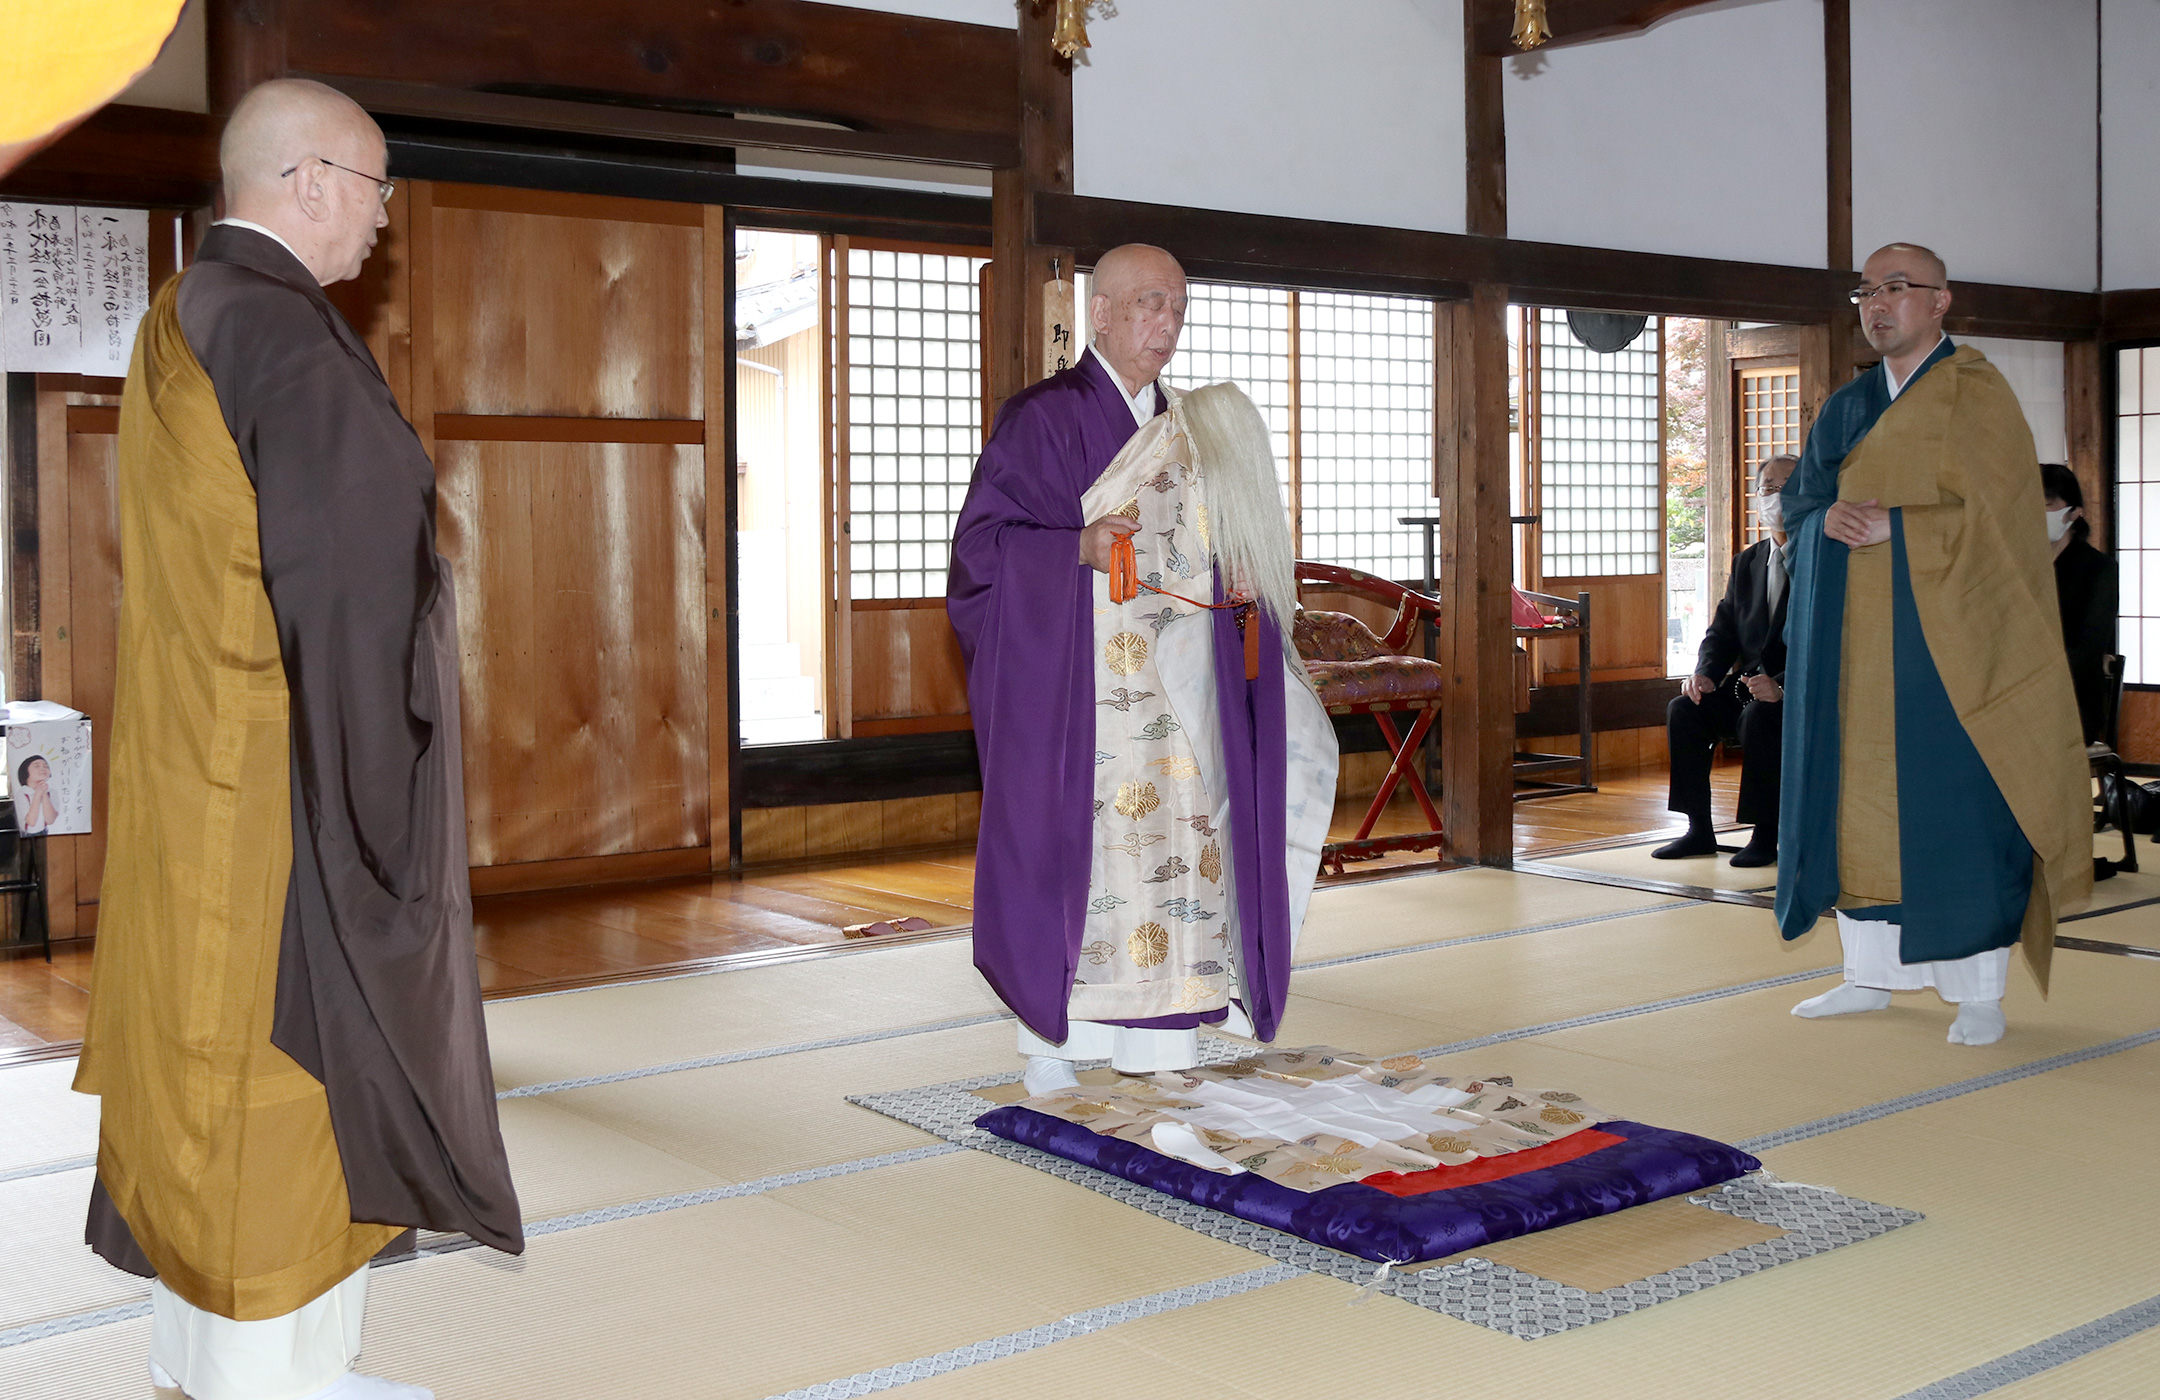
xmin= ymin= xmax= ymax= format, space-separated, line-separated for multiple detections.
xmin=2046 ymin=507 xmax=2074 ymax=542
xmin=1758 ymin=490 xmax=1786 ymax=531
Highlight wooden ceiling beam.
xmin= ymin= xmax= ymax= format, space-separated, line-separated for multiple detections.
xmin=1035 ymin=192 xmax=2104 ymax=340
xmin=207 ymin=0 xmax=1018 ymax=139
xmin=1468 ymin=0 xmax=1731 ymax=57
xmin=323 ymin=77 xmax=1017 ymax=169
xmin=0 ymin=104 xmax=219 ymax=208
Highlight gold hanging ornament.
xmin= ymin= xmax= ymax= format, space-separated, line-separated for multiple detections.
xmin=1049 ymin=0 xmax=1092 ymax=60
xmin=1511 ymin=0 xmax=1551 ymax=50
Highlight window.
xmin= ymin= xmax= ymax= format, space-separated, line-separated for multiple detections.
xmin=1738 ymin=366 xmax=1802 ymax=545
xmin=1532 ymin=309 xmax=1663 ymax=578
xmin=1297 ymin=292 xmax=1437 ymax=584
xmin=1156 ymin=281 xmax=1436 ymax=581
xmin=843 ymin=245 xmax=989 ymax=601
xmin=2116 ymin=347 xmax=2159 ymax=683
xmin=1174 ymin=282 xmax=1293 ymax=475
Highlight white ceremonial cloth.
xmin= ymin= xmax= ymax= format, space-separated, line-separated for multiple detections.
xmin=1085 ymin=344 xmax=1159 ymax=428
xmin=151 ymin=1264 xmax=366 ymax=1400
xmin=1836 ymin=911 xmax=2011 ymax=1002
xmin=1016 ymin=1018 xmax=1199 ymax=1072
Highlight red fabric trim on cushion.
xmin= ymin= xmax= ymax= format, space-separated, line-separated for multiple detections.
xmin=1358 ymin=1129 xmax=1626 ymax=1198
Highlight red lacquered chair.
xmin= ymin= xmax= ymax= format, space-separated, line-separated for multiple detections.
xmin=1292 ymin=562 xmax=1445 ymax=874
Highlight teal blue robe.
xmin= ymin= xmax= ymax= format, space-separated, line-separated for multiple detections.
xmin=1774 ymin=338 xmax=2034 ymax=962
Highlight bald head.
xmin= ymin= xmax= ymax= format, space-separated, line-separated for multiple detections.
xmin=1089 ymin=243 xmax=1187 ymax=395
xmin=220 ymin=79 xmax=389 ymax=286
xmin=1857 ymin=241 xmax=1952 ymax=370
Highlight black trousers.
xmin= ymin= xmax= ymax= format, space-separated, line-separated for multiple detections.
xmin=1667 ymin=685 xmax=1782 ymax=829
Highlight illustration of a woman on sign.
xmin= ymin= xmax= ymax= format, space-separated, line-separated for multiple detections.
xmin=15 ymin=754 xmax=59 ymax=834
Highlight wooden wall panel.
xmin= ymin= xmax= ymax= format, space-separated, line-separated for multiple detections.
xmin=437 ymin=440 xmax=709 ymax=865
xmin=63 ymin=425 xmax=121 ymax=908
xmin=1533 ymin=574 xmax=1666 ymax=685
xmin=849 ymin=604 xmax=968 ymax=724
xmin=429 ymin=201 xmax=704 ymax=419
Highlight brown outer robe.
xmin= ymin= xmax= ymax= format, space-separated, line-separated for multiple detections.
xmin=76 ymin=225 xmax=521 ymax=1321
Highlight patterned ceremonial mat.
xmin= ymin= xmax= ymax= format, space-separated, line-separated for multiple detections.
xmin=850 ymin=1039 xmax=1924 ymax=1341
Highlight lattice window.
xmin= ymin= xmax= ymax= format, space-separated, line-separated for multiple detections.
xmin=844 ymin=245 xmax=989 ymax=600
xmin=1739 ymin=366 xmax=1802 ymax=545
xmin=2116 ymin=347 xmax=2158 ymax=683
xmin=1168 ymin=282 xmax=1293 ymax=490
xmin=1298 ymin=292 xmax=1435 ymax=581
xmin=1535 ymin=309 xmax=1663 ymax=578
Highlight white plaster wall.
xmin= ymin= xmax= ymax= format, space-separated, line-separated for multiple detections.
xmin=1072 ymin=0 xmax=1467 ymax=235
xmin=1852 ymin=0 xmax=2096 ymax=290
xmin=1504 ymin=0 xmax=1827 ymax=267
xmin=1961 ymin=335 xmax=2068 ymax=463
xmin=2104 ymin=0 xmax=2160 ymax=289
xmin=821 ymin=0 xmax=1017 ymax=25
xmin=116 ymin=0 xmax=206 ymax=113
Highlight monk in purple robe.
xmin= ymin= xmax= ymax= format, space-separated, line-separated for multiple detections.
xmin=949 ymin=245 xmax=1336 ymax=1097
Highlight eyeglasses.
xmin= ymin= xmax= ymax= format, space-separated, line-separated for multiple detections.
xmin=281 ymin=156 xmax=395 ymax=206
xmin=1848 ymin=279 xmax=1943 ymax=305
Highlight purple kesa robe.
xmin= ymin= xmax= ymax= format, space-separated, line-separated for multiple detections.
xmin=948 ymin=354 xmax=1300 ymax=1045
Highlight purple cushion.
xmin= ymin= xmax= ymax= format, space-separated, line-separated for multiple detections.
xmin=975 ymin=1106 xmax=1760 ymax=1265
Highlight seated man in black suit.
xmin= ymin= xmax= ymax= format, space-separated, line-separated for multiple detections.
xmin=1655 ymin=452 xmax=1794 ymax=867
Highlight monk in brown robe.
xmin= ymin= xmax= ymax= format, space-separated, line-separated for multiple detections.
xmin=74 ymin=79 xmax=520 ymax=1400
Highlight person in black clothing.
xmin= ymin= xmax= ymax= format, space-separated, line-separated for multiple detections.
xmin=2041 ymin=462 xmax=2116 ymax=745
xmin=1656 ymin=452 xmax=1795 ymax=867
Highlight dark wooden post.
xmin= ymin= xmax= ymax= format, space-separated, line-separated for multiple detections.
xmin=2065 ymin=339 xmax=2108 ymax=550
xmin=990 ymin=4 xmax=1075 ymax=418
xmin=1824 ymin=0 xmax=1852 ymax=275
xmin=1440 ymin=287 xmax=1517 ymax=865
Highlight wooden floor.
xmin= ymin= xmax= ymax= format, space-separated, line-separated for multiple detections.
xmin=0 ymin=763 xmax=1737 ymax=1057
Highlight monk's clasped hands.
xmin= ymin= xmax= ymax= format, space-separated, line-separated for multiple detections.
xmin=1823 ymin=498 xmax=1892 ymax=550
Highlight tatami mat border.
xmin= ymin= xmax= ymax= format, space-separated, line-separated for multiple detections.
xmin=1408 ymin=965 xmax=1838 ymax=1058
xmin=763 ymin=1264 xmax=1307 ymax=1400
xmin=491 ymin=897 xmax=1700 ymax=1102
xmin=497 ymin=1014 xmax=1015 ymax=1100
xmin=1893 ymin=1290 xmax=2160 ymax=1399
xmin=0 ymin=1155 xmax=92 ymax=1185
xmin=1290 ymin=900 xmax=1696 ymax=972
xmin=1736 ymin=1026 xmax=2160 ymax=1153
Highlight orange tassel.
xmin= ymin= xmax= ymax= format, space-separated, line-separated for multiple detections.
xmin=1242 ymin=604 xmax=1260 ymax=681
xmin=1109 ymin=532 xmax=1137 ymax=604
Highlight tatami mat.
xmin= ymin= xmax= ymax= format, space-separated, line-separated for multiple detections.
xmin=0 ymin=1059 xmax=98 ymax=1175
xmin=1990 ymin=1315 xmax=2160 ymax=1398
xmin=5 ymin=863 xmax=2156 ymax=1398
xmin=1534 ymin=832 xmax=1777 ymax=893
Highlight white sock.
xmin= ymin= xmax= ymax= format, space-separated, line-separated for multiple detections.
xmin=1022 ymin=1056 xmax=1081 ymax=1096
xmin=1947 ymin=1000 xmax=2006 ymax=1046
xmin=1791 ymin=982 xmax=1893 ymax=1018
xmin=299 ymin=1373 xmax=433 ymax=1400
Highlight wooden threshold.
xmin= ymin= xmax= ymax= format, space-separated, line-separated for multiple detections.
xmin=470 ymin=846 xmax=713 ymax=897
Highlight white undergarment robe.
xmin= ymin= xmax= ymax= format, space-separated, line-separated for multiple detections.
xmin=150 ymin=1263 xmax=367 ymax=1400
xmin=1835 ymin=911 xmax=2011 ymax=1003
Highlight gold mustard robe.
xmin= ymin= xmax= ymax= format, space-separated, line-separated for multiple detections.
xmin=72 ymin=278 xmax=399 ymax=1320
xmin=1831 ymin=347 xmax=2092 ymax=988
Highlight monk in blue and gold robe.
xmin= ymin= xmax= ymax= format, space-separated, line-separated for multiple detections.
xmin=1776 ymin=243 xmax=2090 ymax=1046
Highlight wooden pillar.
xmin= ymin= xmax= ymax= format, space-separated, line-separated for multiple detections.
xmin=1464 ymin=4 xmax=1506 ymax=239
xmin=1704 ymin=320 xmax=1735 ymax=606
xmin=205 ymin=0 xmax=288 ymax=112
xmin=990 ymin=5 xmax=1075 ymax=417
xmin=1824 ymin=0 xmax=1852 ymax=274
xmin=2066 ymin=338 xmax=2109 ymax=550
xmin=1440 ymin=288 xmax=1516 ymax=866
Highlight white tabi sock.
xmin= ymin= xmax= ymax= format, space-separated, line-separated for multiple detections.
xmin=1791 ymin=982 xmax=1894 ymax=1018
xmin=1023 ymin=1056 xmax=1082 ymax=1096
xmin=1947 ymin=1000 xmax=2006 ymax=1046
